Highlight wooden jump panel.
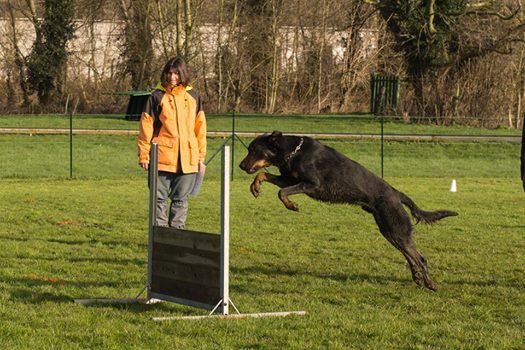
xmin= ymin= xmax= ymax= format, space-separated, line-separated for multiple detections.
xmin=151 ymin=276 xmax=221 ymax=307
xmin=153 ymin=226 xmax=221 ymax=252
xmin=151 ymin=226 xmax=222 ymax=306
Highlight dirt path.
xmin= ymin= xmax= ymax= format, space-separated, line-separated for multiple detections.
xmin=0 ymin=127 xmax=521 ymax=143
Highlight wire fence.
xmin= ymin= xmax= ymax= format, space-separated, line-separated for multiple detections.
xmin=1 ymin=112 xmax=522 ymax=142
xmin=0 ymin=112 xmax=521 ymax=181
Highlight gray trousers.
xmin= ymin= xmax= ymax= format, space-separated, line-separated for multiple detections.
xmin=156 ymin=171 xmax=197 ymax=228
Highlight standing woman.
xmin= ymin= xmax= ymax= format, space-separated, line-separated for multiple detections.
xmin=137 ymin=56 xmax=207 ymax=228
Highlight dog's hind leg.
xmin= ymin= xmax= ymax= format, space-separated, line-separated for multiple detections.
xmin=398 ymin=239 xmax=437 ymax=291
xmin=372 ymin=201 xmax=437 ymax=291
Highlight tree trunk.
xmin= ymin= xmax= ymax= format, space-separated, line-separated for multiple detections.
xmin=119 ymin=0 xmax=154 ymax=90
xmin=268 ymin=0 xmax=281 ymax=113
xmin=317 ymin=0 xmax=327 ymax=113
xmin=24 ymin=0 xmax=40 ymax=38
xmin=427 ymin=0 xmax=436 ymax=36
xmin=216 ymin=0 xmax=224 ymax=112
xmin=184 ymin=0 xmax=193 ymax=60
xmin=138 ymin=1 xmax=152 ymax=87
xmin=176 ymin=0 xmax=183 ymax=56
xmin=156 ymin=0 xmax=170 ymax=61
xmin=7 ymin=0 xmax=30 ymax=108
xmin=244 ymin=0 xmax=273 ymax=111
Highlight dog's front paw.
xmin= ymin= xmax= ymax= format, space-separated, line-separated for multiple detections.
xmin=250 ymin=181 xmax=261 ymax=198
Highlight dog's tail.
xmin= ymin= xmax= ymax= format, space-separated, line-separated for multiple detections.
xmin=398 ymin=191 xmax=458 ymax=224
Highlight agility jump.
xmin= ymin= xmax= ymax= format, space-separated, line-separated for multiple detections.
xmin=76 ymin=144 xmax=305 ymax=320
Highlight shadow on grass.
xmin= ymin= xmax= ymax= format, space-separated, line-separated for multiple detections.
xmin=4 ymin=254 xmax=144 ymax=267
xmin=10 ymin=289 xmax=74 ymax=304
xmin=8 ymin=281 xmax=203 ymax=316
xmin=498 ymin=224 xmax=525 ymax=229
xmin=5 ymin=275 xmax=208 ymax=316
xmin=231 ymin=265 xmax=409 ymax=286
xmin=441 ymin=278 xmax=524 ymax=289
xmin=0 ymin=235 xmax=146 ymax=249
xmin=74 ymin=301 xmax=184 ymax=314
xmin=9 ymin=287 xmax=182 ymax=313
xmin=5 ymin=275 xmax=142 ymax=290
xmin=232 ymin=265 xmax=525 ymax=290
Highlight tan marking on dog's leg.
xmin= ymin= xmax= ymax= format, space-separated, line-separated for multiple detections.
xmin=250 ymin=172 xmax=269 ymax=198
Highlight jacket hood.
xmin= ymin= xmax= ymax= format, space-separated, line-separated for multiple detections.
xmin=155 ymin=82 xmax=193 ymax=93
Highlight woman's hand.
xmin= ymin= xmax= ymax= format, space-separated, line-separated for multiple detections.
xmin=198 ymin=160 xmax=206 ymax=173
xmin=139 ymin=162 xmax=149 ymax=170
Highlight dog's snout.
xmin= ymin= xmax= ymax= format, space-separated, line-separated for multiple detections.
xmin=239 ymin=157 xmax=248 ymax=171
xmin=239 ymin=156 xmax=258 ymax=174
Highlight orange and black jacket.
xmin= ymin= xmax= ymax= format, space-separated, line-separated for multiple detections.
xmin=137 ymin=84 xmax=207 ymax=174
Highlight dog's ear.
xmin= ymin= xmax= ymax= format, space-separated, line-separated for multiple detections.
xmin=268 ymin=131 xmax=282 ymax=151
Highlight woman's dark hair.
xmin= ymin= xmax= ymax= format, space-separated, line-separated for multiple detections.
xmin=161 ymin=56 xmax=190 ymax=87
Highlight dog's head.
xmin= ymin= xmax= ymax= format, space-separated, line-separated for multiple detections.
xmin=239 ymin=131 xmax=283 ymax=174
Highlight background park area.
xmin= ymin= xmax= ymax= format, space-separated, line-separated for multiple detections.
xmin=2 ymin=0 xmax=525 ymax=347
xmin=0 ymin=112 xmax=523 ymax=349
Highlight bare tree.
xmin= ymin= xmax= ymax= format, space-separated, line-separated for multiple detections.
xmin=155 ymin=0 xmax=170 ymax=61
xmin=241 ymin=0 xmax=275 ymax=111
xmin=316 ymin=0 xmax=327 ymax=113
xmin=215 ymin=0 xmax=225 ymax=111
xmin=176 ymin=0 xmax=183 ymax=55
xmin=184 ymin=0 xmax=193 ymax=58
xmin=337 ymin=1 xmax=377 ymax=112
xmin=119 ymin=0 xmax=153 ymax=90
xmin=5 ymin=0 xmax=30 ymax=108
xmin=268 ymin=0 xmax=283 ymax=113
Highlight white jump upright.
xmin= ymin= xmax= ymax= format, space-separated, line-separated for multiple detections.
xmin=76 ymin=143 xmax=305 ymax=320
xmin=219 ymin=144 xmax=231 ymax=315
xmin=147 ymin=142 xmax=158 ymax=301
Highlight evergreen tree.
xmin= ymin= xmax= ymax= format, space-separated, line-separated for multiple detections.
xmin=26 ymin=0 xmax=75 ymax=106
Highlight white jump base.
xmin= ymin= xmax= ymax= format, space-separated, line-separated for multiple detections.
xmin=74 ymin=298 xmax=161 ymax=305
xmin=152 ymin=311 xmax=307 ymax=321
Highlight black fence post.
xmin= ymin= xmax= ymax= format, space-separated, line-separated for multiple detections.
xmin=521 ymin=117 xmax=525 ymax=191
xmin=69 ymin=112 xmax=73 ymax=178
xmin=381 ymin=114 xmax=384 ymax=179
xmin=371 ymin=74 xmax=402 ymax=179
xmin=231 ymin=110 xmax=235 ymax=180
xmin=370 ymin=74 xmax=376 ymax=114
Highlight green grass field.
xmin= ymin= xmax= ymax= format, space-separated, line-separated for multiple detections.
xmin=0 ymin=135 xmax=520 ymax=180
xmin=0 ymin=130 xmax=523 ymax=349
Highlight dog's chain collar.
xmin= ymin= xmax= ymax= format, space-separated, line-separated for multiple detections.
xmin=285 ymin=137 xmax=304 ymax=161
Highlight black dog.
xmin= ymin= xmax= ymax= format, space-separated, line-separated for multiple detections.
xmin=239 ymin=131 xmax=458 ymax=291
